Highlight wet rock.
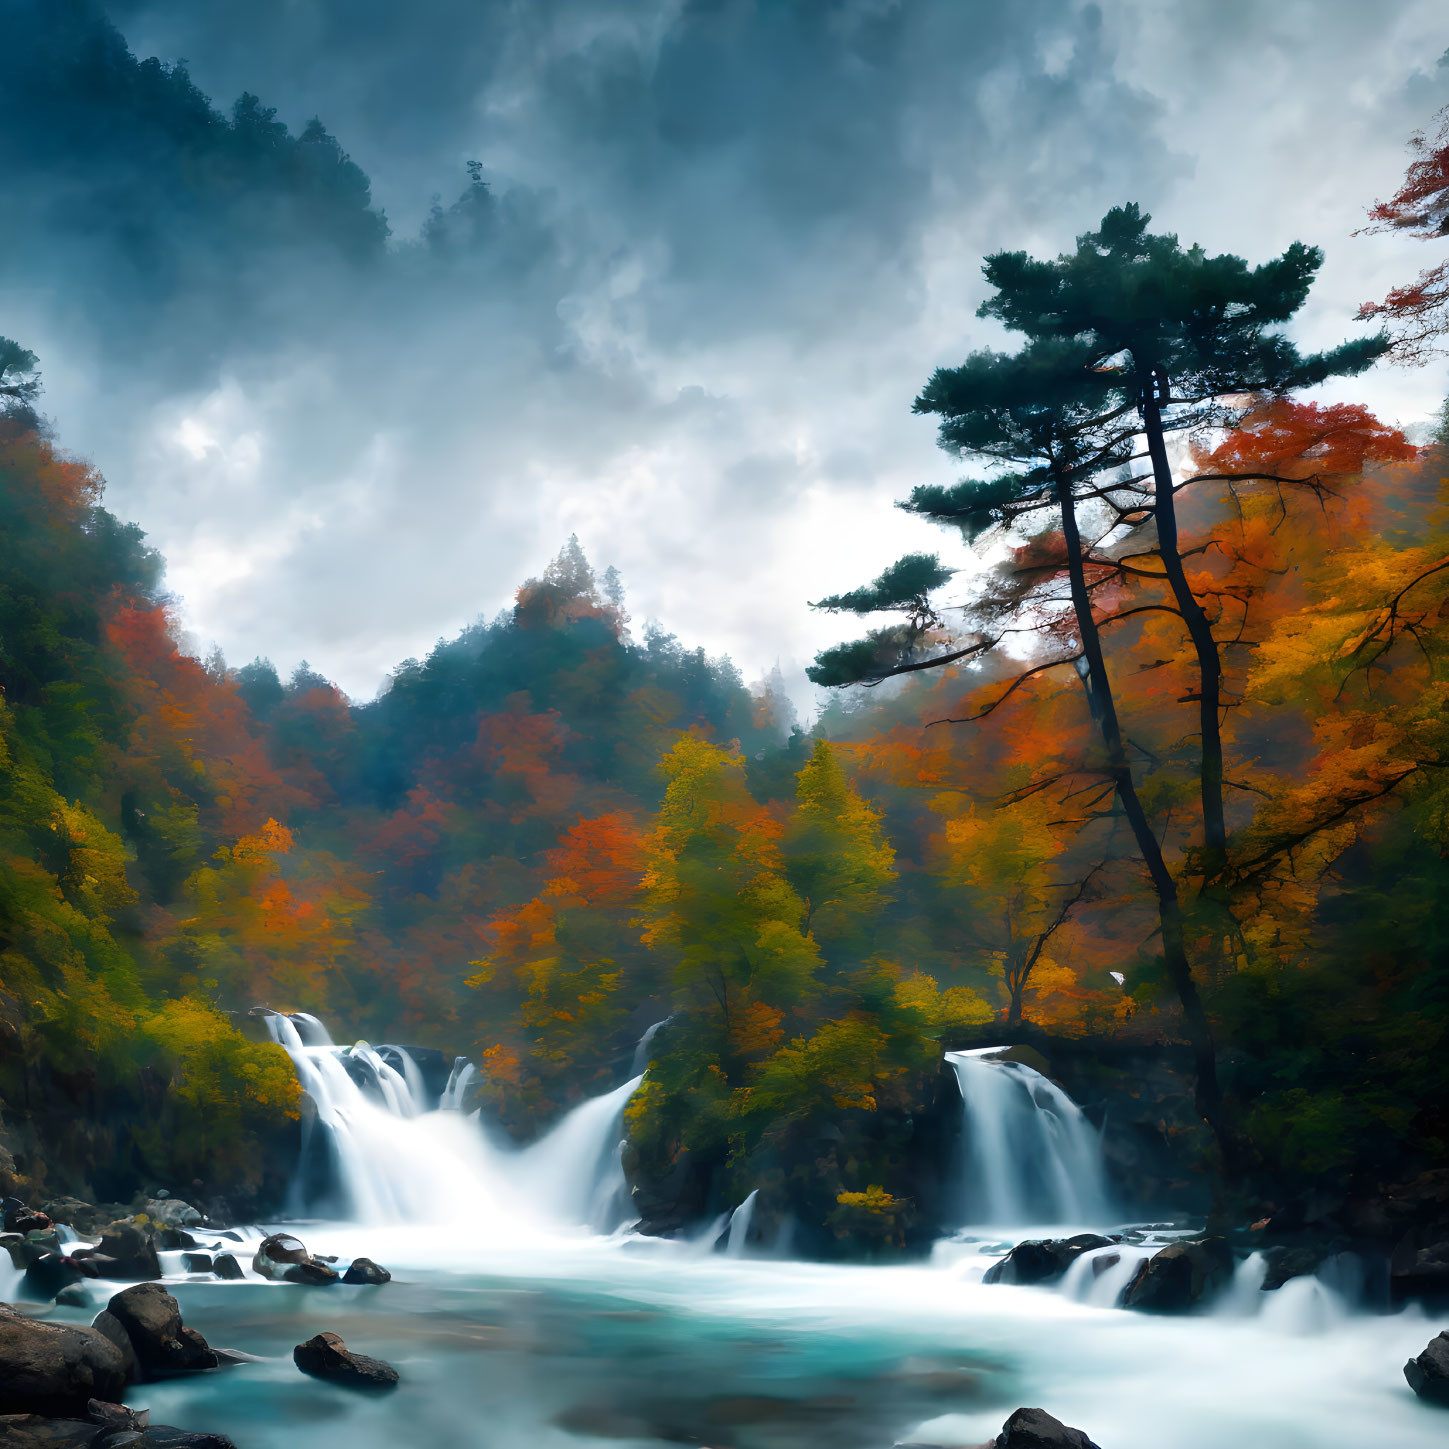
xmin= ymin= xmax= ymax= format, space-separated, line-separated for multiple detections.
xmin=0 ymin=1415 xmax=104 ymax=1448
xmin=73 ymin=1224 xmax=160 ymax=1283
xmin=1404 ymin=1330 xmax=1449 ymax=1407
xmin=4 ymin=1210 xmax=53 ymax=1238
xmin=1121 ymin=1236 xmax=1233 ymax=1312
xmin=341 ymin=1258 xmax=390 ymax=1285
xmin=1390 ymin=1234 xmax=1449 ymax=1300
xmin=983 ymin=1235 xmax=1117 ymax=1287
xmin=41 ymin=1202 xmax=108 ymax=1238
xmin=209 ymin=1255 xmax=244 ymax=1283
xmin=179 ymin=1255 xmax=211 ymax=1275
xmin=85 ymin=1403 xmax=145 ymax=1436
xmin=104 ymin=1430 xmax=238 ymax=1449
xmin=293 ymin=1332 xmax=399 ymax=1389
xmin=252 ymin=1234 xmax=339 ymax=1286
xmin=141 ymin=1202 xmax=201 ymax=1234
xmin=0 ymin=1304 xmax=128 ymax=1415
xmin=96 ymin=1284 xmax=218 ymax=1380
xmin=1260 ymin=1244 xmax=1328 ymax=1291
xmin=55 ymin=1289 xmax=92 ymax=1310
xmin=995 ymin=1406 xmax=1102 ymax=1448
xmin=21 ymin=1255 xmax=84 ymax=1302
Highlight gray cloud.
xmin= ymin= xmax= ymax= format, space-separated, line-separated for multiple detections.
xmin=8 ymin=0 xmax=1448 ymax=707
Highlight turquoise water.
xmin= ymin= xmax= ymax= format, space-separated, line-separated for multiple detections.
xmin=36 ymin=1229 xmax=1449 ymax=1449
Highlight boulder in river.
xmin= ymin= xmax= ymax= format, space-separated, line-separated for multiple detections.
xmin=93 ymin=1284 xmax=218 ymax=1380
xmin=209 ymin=1254 xmax=244 ymax=1282
xmin=3 ymin=1208 xmax=53 ymax=1238
xmin=983 ymin=1235 xmax=1117 ymax=1286
xmin=341 ymin=1258 xmax=390 ymax=1285
xmin=1259 ymin=1244 xmax=1328 ymax=1291
xmin=20 ymin=1254 xmax=84 ymax=1302
xmin=251 ymin=1234 xmax=339 ymax=1286
xmin=293 ymin=1332 xmax=399 ymax=1389
xmin=1121 ymin=1236 xmax=1233 ymax=1312
xmin=73 ymin=1224 xmax=160 ymax=1283
xmin=995 ymin=1406 xmax=1102 ymax=1449
xmin=0 ymin=1304 xmax=128 ymax=1415
xmin=1404 ymin=1330 xmax=1449 ymax=1406
xmin=141 ymin=1201 xmax=201 ymax=1233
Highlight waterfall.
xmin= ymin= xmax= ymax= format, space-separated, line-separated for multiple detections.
xmin=945 ymin=1047 xmax=1111 ymax=1227
xmin=441 ymin=1057 xmax=477 ymax=1110
xmin=1059 ymin=1242 xmax=1155 ymax=1307
xmin=511 ymin=1074 xmax=643 ymax=1230
xmin=261 ymin=1012 xmax=642 ymax=1236
xmin=632 ymin=1017 xmax=673 ymax=1074
xmin=724 ymin=1189 xmax=759 ymax=1257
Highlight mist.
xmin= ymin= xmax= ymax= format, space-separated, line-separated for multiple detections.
xmin=1 ymin=0 xmax=1445 ymax=702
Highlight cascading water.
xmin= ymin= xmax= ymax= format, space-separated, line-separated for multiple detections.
xmin=945 ymin=1047 xmax=1111 ymax=1227
xmin=632 ymin=1016 xmax=673 ymax=1074
xmin=262 ymin=1012 xmax=642 ymax=1238
xmin=724 ymin=1189 xmax=759 ymax=1257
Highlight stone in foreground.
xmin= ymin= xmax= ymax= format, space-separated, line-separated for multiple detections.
xmin=95 ymin=1284 xmax=218 ymax=1380
xmin=995 ymin=1406 xmax=1102 ymax=1449
xmin=1405 ymin=1331 xmax=1449 ymax=1406
xmin=293 ymin=1332 xmax=399 ymax=1389
xmin=0 ymin=1307 xmax=127 ymax=1416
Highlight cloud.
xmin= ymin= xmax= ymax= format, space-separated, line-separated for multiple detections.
xmin=4 ymin=0 xmax=1445 ymax=708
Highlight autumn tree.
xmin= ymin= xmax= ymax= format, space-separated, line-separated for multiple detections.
xmin=784 ymin=739 xmax=896 ymax=953
xmin=1358 ymin=104 xmax=1449 ymax=361
xmin=810 ymin=206 xmax=1385 ymax=1167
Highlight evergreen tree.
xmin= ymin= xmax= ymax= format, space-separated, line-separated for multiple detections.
xmin=809 ymin=205 xmax=1388 ymax=1169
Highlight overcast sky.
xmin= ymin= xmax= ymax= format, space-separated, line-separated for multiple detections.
xmin=13 ymin=0 xmax=1449 ymax=706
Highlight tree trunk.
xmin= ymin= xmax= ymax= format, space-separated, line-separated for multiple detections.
xmin=1137 ymin=369 xmax=1228 ymax=883
xmin=1055 ymin=468 xmax=1234 ymax=1170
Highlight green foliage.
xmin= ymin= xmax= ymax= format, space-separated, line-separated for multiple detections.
xmin=813 ymin=553 xmax=953 ymax=617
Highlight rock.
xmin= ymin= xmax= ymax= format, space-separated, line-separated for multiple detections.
xmin=141 ymin=1202 xmax=201 ymax=1234
xmin=984 ymin=1235 xmax=1117 ymax=1287
xmin=179 ymin=1255 xmax=212 ymax=1275
xmin=209 ymin=1255 xmax=244 ymax=1283
xmin=21 ymin=1255 xmax=84 ymax=1302
xmin=1404 ymin=1330 xmax=1449 ymax=1407
xmin=1121 ymin=1237 xmax=1233 ymax=1312
xmin=251 ymin=1234 xmax=339 ymax=1286
xmin=1390 ymin=1234 xmax=1449 ymax=1300
xmin=995 ymin=1406 xmax=1102 ymax=1449
xmin=293 ymin=1332 xmax=399 ymax=1389
xmin=0 ymin=1415 xmax=104 ymax=1447
xmin=73 ymin=1225 xmax=160 ymax=1283
xmin=1260 ymin=1244 xmax=1327 ymax=1291
xmin=85 ymin=1403 xmax=145 ymax=1435
xmin=0 ymin=1304 xmax=128 ymax=1415
xmin=341 ymin=1258 xmax=390 ymax=1286
xmin=41 ymin=1202 xmax=108 ymax=1238
xmin=55 ymin=1289 xmax=91 ymax=1310
xmin=96 ymin=1284 xmax=218 ymax=1380
xmin=3 ymin=1237 xmax=45 ymax=1271
xmin=4 ymin=1212 xmax=53 ymax=1238
xmin=109 ymin=1428 xmax=238 ymax=1448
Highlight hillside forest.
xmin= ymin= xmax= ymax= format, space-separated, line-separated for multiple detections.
xmin=2 ymin=9 xmax=1449 ymax=1257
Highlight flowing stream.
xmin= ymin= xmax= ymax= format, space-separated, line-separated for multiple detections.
xmin=946 ymin=1047 xmax=1112 ymax=1227
xmin=23 ymin=1022 xmax=1449 ymax=1449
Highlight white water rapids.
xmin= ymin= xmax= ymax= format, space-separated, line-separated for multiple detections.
xmin=36 ymin=1020 xmax=1447 ymax=1449
xmin=261 ymin=1012 xmax=641 ymax=1237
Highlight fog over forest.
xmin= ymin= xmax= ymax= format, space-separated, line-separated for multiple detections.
xmin=1 ymin=0 xmax=1444 ymax=703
